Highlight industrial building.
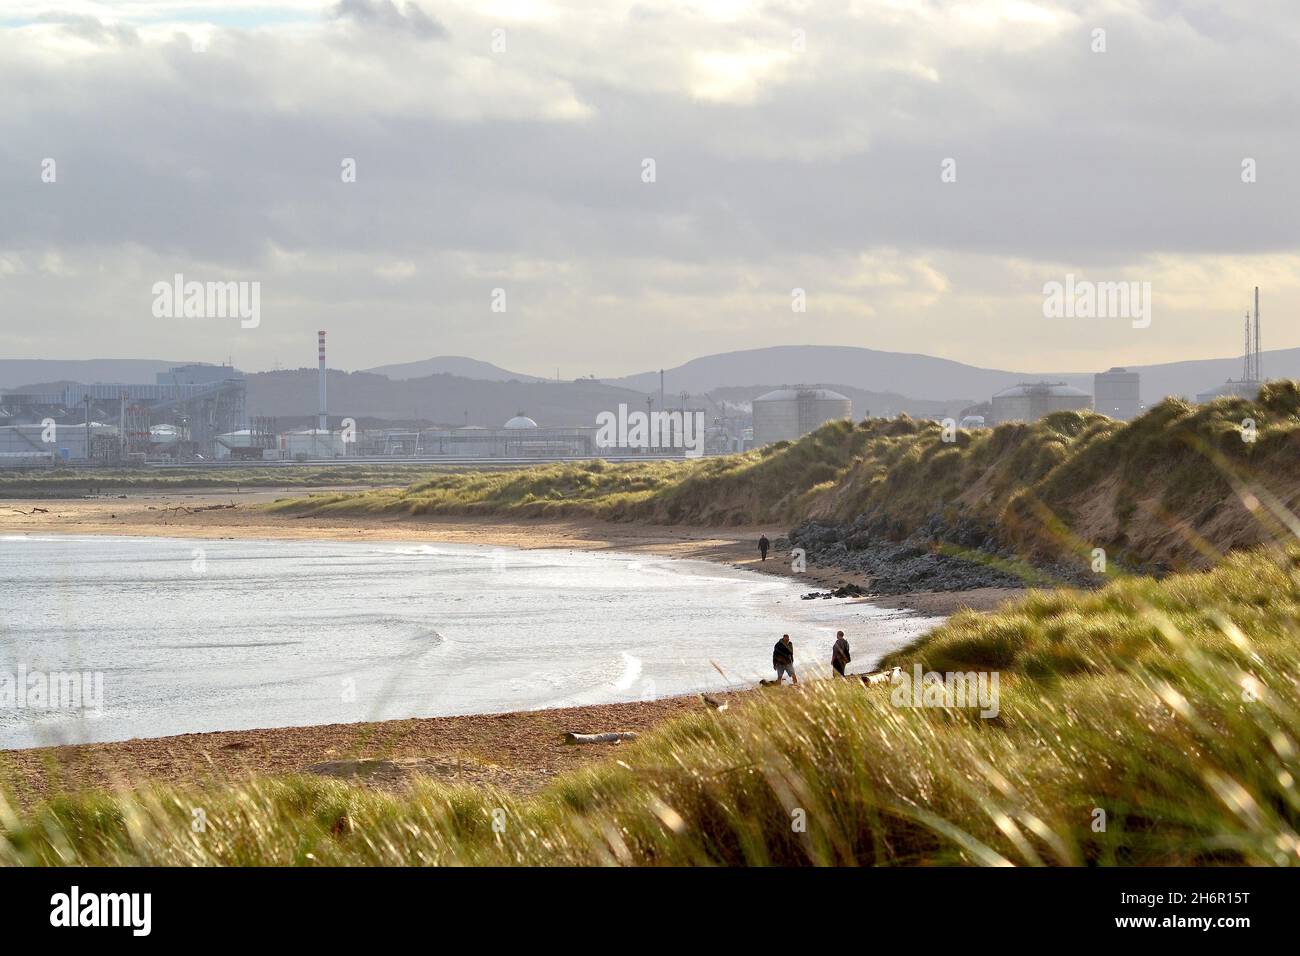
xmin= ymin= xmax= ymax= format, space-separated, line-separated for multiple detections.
xmin=1195 ymin=380 xmax=1261 ymax=404
xmin=990 ymin=382 xmax=1092 ymax=424
xmin=353 ymin=415 xmax=602 ymax=459
xmin=752 ymin=387 xmax=852 ymax=445
xmin=1197 ymin=287 xmax=1265 ymax=404
xmin=0 ymin=421 xmax=119 ymax=462
xmin=0 ymin=363 xmax=246 ymax=463
xmin=1094 ymin=368 xmax=1142 ymax=420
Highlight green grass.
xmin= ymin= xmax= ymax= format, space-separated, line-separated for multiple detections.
xmin=4 ymin=543 xmax=1299 ymax=866
xmin=269 ymin=382 xmax=1300 ymax=570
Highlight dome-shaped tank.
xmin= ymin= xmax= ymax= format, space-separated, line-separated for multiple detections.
xmin=990 ymin=382 xmax=1092 ymax=424
xmin=752 ymin=387 xmax=852 ymax=445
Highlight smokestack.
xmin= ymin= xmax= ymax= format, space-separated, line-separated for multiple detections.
xmin=1243 ymin=312 xmax=1252 ymax=383
xmin=1255 ymin=286 xmax=1262 ymax=382
xmin=317 ymin=330 xmax=327 ymax=432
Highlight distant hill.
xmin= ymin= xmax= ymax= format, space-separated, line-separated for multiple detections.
xmin=362 ymin=356 xmax=544 ymax=383
xmin=610 ymin=345 xmax=1300 ymax=407
xmin=246 ymin=369 xmax=647 ymax=428
xmin=0 ymin=360 xmax=179 ymax=394
xmin=611 ymin=347 xmax=1021 ymax=401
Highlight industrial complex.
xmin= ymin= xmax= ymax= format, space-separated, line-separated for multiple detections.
xmin=0 ymin=289 xmax=1276 ymax=465
xmin=0 ymin=362 xmax=248 ymax=463
xmin=0 ymin=332 xmax=710 ymax=465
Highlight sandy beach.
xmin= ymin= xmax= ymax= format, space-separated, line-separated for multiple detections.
xmin=0 ymin=488 xmax=1022 ymax=803
xmin=0 ymin=695 xmax=740 ymax=806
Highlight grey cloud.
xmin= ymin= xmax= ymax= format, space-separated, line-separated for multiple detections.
xmin=328 ymin=0 xmax=448 ymax=40
xmin=35 ymin=14 xmax=140 ymax=46
xmin=0 ymin=1 xmax=1297 ymax=372
xmin=2 ymin=1 xmax=1295 ymax=266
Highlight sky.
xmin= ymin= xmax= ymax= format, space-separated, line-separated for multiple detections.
xmin=1 ymin=0 xmax=1297 ymax=378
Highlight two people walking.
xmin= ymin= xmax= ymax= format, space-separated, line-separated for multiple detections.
xmin=770 ymin=630 xmax=852 ymax=684
xmin=755 ymin=533 xmax=850 ymax=682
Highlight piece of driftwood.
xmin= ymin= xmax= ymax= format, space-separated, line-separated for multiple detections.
xmin=159 ymin=503 xmax=236 ymax=515
xmin=700 ymin=694 xmax=728 ymax=711
xmin=861 ymin=666 xmax=902 ymax=685
xmin=563 ymin=731 xmax=638 ymax=745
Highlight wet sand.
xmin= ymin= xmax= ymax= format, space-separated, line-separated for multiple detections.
xmin=0 ymin=489 xmax=1023 ymax=803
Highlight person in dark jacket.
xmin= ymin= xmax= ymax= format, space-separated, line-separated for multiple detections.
xmin=832 ymin=630 xmax=851 ymax=677
xmin=772 ymin=634 xmax=797 ymax=684
xmin=758 ymin=535 xmax=770 ymax=561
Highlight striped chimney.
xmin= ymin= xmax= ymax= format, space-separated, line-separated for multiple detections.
xmin=317 ymin=330 xmax=327 ymax=432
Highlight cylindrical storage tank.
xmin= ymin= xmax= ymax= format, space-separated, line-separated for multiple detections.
xmin=752 ymin=387 xmax=852 ymax=444
xmin=1093 ymin=368 xmax=1141 ymax=420
xmin=991 ymin=382 xmax=1092 ymax=424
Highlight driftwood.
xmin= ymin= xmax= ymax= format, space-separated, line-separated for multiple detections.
xmin=158 ymin=503 xmax=237 ymax=516
xmin=861 ymin=666 xmax=902 ymax=686
xmin=10 ymin=507 xmax=49 ymax=515
xmin=563 ymin=731 xmax=638 ymax=745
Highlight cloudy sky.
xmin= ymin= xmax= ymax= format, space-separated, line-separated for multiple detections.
xmin=1 ymin=0 xmax=1297 ymax=377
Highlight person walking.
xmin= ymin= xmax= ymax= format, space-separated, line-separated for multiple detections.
xmin=832 ymin=630 xmax=851 ymax=677
xmin=759 ymin=534 xmax=770 ymax=561
xmin=772 ymin=634 xmax=797 ymax=684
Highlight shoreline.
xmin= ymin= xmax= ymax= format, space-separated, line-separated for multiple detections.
xmin=0 ymin=488 xmax=1025 ymax=616
xmin=0 ymin=489 xmax=1024 ymax=803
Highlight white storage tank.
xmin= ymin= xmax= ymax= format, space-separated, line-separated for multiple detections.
xmin=991 ymin=382 xmax=1092 ymax=424
xmin=752 ymin=387 xmax=852 ymax=445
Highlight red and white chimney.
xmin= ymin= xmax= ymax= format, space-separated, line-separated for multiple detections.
xmin=317 ymin=330 xmax=327 ymax=432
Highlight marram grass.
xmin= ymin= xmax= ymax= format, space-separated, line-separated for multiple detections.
xmin=3 ymin=544 xmax=1299 ymax=866
xmin=268 ymin=381 xmax=1300 ymax=571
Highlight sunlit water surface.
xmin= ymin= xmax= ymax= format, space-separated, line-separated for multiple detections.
xmin=0 ymin=534 xmax=940 ymax=748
